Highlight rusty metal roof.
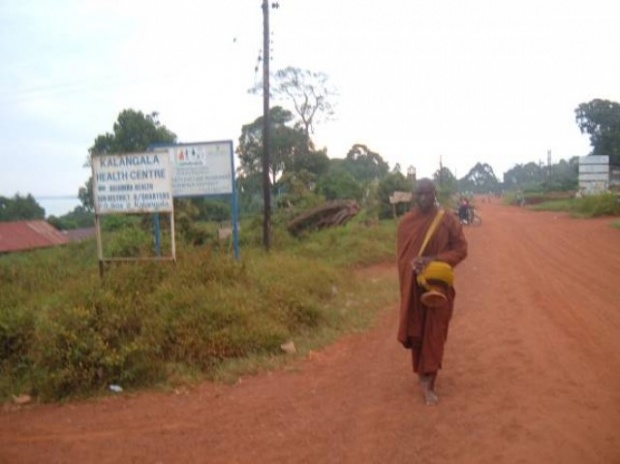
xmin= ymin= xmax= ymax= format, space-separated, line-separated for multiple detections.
xmin=0 ymin=220 xmax=69 ymax=253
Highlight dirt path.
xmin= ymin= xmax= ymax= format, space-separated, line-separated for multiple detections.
xmin=1 ymin=200 xmax=620 ymax=464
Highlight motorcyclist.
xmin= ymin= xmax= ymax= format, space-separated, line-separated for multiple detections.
xmin=457 ymin=196 xmax=470 ymax=224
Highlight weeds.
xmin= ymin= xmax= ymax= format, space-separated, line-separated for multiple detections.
xmin=530 ymin=192 xmax=620 ymax=218
xmin=0 ymin=216 xmax=397 ymax=402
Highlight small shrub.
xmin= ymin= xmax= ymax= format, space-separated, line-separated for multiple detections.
xmin=0 ymin=305 xmax=35 ymax=366
xmin=573 ymin=193 xmax=620 ymax=216
xmin=533 ymin=193 xmax=620 ymax=217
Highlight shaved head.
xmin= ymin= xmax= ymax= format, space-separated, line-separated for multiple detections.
xmin=414 ymin=178 xmax=436 ymax=195
xmin=413 ymin=178 xmax=437 ymax=212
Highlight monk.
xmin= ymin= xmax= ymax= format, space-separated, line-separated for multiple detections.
xmin=396 ymin=179 xmax=468 ymax=405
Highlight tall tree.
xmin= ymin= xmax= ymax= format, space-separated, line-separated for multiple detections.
xmin=433 ymin=167 xmax=458 ymax=200
xmin=548 ymin=157 xmax=578 ymax=191
xmin=344 ymin=144 xmax=389 ymax=183
xmin=0 ymin=194 xmax=45 ymax=221
xmin=236 ymin=106 xmax=309 ymax=184
xmin=503 ymin=162 xmax=545 ymax=190
xmin=252 ymin=67 xmax=337 ymax=138
xmin=457 ymin=163 xmax=499 ymax=193
xmin=502 ymin=158 xmax=578 ymax=192
xmin=89 ymin=110 xmax=177 ymax=156
xmin=47 ymin=205 xmax=94 ymax=230
xmin=286 ymin=148 xmax=330 ymax=179
xmin=377 ymin=170 xmax=412 ymax=219
xmin=315 ymin=166 xmax=364 ymax=202
xmin=575 ymin=99 xmax=620 ymax=166
xmin=79 ymin=110 xmax=177 ymax=210
xmin=236 ymin=172 xmax=264 ymax=214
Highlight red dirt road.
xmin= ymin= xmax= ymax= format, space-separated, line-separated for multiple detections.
xmin=1 ymin=200 xmax=620 ymax=463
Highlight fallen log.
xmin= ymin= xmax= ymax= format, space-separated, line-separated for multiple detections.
xmin=287 ymin=200 xmax=359 ymax=235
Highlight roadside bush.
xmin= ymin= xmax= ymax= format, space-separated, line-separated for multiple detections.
xmin=104 ymin=226 xmax=153 ymax=257
xmin=0 ymin=210 xmax=398 ymax=402
xmin=0 ymin=305 xmax=34 ymax=368
xmin=531 ymin=192 xmax=620 ymax=217
xmin=148 ymin=283 xmax=287 ymax=369
xmin=30 ymin=302 xmax=160 ymax=401
xmin=572 ymin=193 xmax=620 ymax=216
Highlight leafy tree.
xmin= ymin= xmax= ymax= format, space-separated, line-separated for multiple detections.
xmin=503 ymin=162 xmax=545 ymax=190
xmin=376 ymin=170 xmax=412 ymax=219
xmin=47 ymin=206 xmax=94 ymax=230
xmin=343 ymin=144 xmax=389 ymax=184
xmin=547 ymin=157 xmax=578 ymax=191
xmin=434 ymin=167 xmax=458 ymax=192
xmin=194 ymin=198 xmax=231 ymax=222
xmin=312 ymin=145 xmax=390 ymax=212
xmin=236 ymin=107 xmax=331 ymax=215
xmin=575 ymin=99 xmax=620 ymax=166
xmin=236 ymin=120 xmax=263 ymax=178
xmin=315 ymin=160 xmax=364 ymax=202
xmin=236 ymin=172 xmax=264 ymax=215
xmin=457 ymin=163 xmax=500 ymax=194
xmin=272 ymin=122 xmax=309 ymax=180
xmin=78 ymin=177 xmax=94 ymax=213
xmin=503 ymin=158 xmax=579 ymax=192
xmin=286 ymin=148 xmax=330 ymax=179
xmin=274 ymin=169 xmax=325 ymax=215
xmin=431 ymin=167 xmax=458 ymax=204
xmin=79 ymin=110 xmax=177 ymax=210
xmin=89 ymin=110 xmax=177 ymax=156
xmin=236 ymin=106 xmax=306 ymax=184
xmin=0 ymin=194 xmax=45 ymax=221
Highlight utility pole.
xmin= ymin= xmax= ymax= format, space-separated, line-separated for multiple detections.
xmin=407 ymin=165 xmax=416 ymax=189
xmin=439 ymin=155 xmax=444 ymax=188
xmin=261 ymin=0 xmax=271 ymax=251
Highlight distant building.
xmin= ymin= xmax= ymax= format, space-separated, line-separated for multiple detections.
xmin=0 ymin=220 xmax=69 ymax=254
xmin=62 ymin=227 xmax=96 ymax=242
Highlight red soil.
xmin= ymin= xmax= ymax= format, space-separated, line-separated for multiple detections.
xmin=1 ymin=199 xmax=619 ymax=463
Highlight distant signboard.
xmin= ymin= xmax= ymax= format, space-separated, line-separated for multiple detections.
xmin=579 ymin=156 xmax=609 ymax=194
xmin=93 ymin=152 xmax=173 ymax=214
xmin=159 ymin=141 xmax=234 ymax=197
xmin=389 ymin=191 xmax=412 ymax=204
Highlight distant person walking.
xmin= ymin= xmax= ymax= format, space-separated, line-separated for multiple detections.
xmin=396 ymin=179 xmax=468 ymax=405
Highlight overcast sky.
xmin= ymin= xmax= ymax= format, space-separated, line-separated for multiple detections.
xmin=1 ymin=0 xmax=619 ymax=214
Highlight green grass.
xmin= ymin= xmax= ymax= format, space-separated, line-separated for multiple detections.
xmin=529 ymin=192 xmax=620 ymax=218
xmin=0 ymin=215 xmax=398 ymax=402
xmin=529 ymin=199 xmax=573 ymax=212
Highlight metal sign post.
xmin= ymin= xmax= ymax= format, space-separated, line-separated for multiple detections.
xmin=154 ymin=140 xmax=239 ymax=260
xmin=92 ymin=151 xmax=176 ymax=277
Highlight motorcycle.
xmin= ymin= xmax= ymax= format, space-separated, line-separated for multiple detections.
xmin=454 ymin=205 xmax=482 ymax=226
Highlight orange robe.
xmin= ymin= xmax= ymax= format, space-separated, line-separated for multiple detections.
xmin=396 ymin=206 xmax=468 ymax=374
